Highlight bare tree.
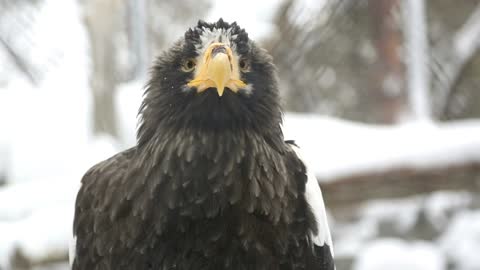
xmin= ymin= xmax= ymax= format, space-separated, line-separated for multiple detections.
xmin=83 ymin=0 xmax=123 ymax=138
xmin=0 ymin=0 xmax=46 ymax=85
xmin=431 ymin=3 xmax=480 ymax=118
xmin=128 ymin=0 xmax=149 ymax=79
xmin=0 ymin=36 xmax=38 ymax=84
xmin=368 ymin=0 xmax=407 ymax=123
xmin=403 ymin=0 xmax=431 ymax=120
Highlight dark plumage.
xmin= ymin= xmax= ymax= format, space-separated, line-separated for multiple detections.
xmin=71 ymin=19 xmax=334 ymax=270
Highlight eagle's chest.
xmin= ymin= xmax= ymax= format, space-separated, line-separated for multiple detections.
xmin=149 ymin=138 xmax=302 ymax=265
xmin=155 ymin=159 xmax=301 ymax=269
xmin=159 ymin=138 xmax=297 ymax=224
xmin=120 ymin=132 xmax=315 ymax=269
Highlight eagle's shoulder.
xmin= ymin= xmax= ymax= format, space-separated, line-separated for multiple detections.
xmin=71 ymin=147 xmax=138 ymax=267
xmin=75 ymin=146 xmax=137 ymax=223
xmin=80 ymin=147 xmax=136 ymax=186
xmin=285 ymin=141 xmax=334 ymax=257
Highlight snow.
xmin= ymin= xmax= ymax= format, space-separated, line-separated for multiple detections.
xmin=7 ymin=78 xmax=480 ymax=268
xmin=0 ymin=135 xmax=117 ymax=268
xmin=284 ymin=113 xmax=480 ymax=180
xmin=0 ymin=0 xmax=92 ymax=184
xmin=116 ymin=79 xmax=145 ymax=147
xmin=3 ymin=64 xmax=480 ymax=269
xmin=333 ymin=191 xmax=476 ymax=261
xmin=1 ymin=0 xmax=480 ymax=268
xmin=424 ymin=191 xmax=473 ymax=230
xmin=6 ymin=89 xmax=90 ymax=183
xmin=333 ymin=197 xmax=421 ymax=258
xmin=353 ymin=238 xmax=446 ymax=270
xmin=0 ymin=0 xmax=119 ymax=267
xmin=361 ymin=198 xmax=421 ymax=233
xmin=439 ymin=210 xmax=480 ymax=270
xmin=0 ymin=193 xmax=74 ymax=268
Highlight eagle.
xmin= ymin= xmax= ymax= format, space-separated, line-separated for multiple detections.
xmin=70 ymin=19 xmax=334 ymax=270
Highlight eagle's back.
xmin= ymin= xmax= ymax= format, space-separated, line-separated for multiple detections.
xmin=72 ymin=134 xmax=333 ymax=270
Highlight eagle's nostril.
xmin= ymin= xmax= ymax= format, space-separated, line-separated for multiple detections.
xmin=211 ymin=46 xmax=227 ymax=57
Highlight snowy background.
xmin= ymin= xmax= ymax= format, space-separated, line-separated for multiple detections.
xmin=1 ymin=0 xmax=480 ymax=269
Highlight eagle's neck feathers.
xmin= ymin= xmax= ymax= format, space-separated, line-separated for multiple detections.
xmin=131 ymin=124 xmax=298 ymax=223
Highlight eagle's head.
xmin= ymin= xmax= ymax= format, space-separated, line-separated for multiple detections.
xmin=138 ymin=19 xmax=282 ymax=144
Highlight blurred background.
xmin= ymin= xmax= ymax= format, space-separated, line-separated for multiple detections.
xmin=1 ymin=0 xmax=480 ymax=269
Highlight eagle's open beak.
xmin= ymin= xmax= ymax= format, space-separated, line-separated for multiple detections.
xmin=187 ymin=43 xmax=246 ymax=96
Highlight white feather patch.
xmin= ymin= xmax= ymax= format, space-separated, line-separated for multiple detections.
xmin=69 ymin=234 xmax=77 ymax=266
xmin=196 ymin=28 xmax=238 ymax=54
xmin=291 ymin=145 xmax=334 ymax=255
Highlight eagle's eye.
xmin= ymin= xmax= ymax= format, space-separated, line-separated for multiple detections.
xmin=239 ymin=59 xmax=250 ymax=72
xmin=181 ymin=59 xmax=196 ymax=72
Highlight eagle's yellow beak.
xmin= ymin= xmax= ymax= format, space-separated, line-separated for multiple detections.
xmin=187 ymin=43 xmax=246 ymax=96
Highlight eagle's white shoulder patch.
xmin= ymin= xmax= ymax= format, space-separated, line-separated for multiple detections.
xmin=291 ymin=144 xmax=334 ymax=255
xmin=69 ymin=234 xmax=77 ymax=266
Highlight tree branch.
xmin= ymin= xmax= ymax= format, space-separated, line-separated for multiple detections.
xmin=403 ymin=0 xmax=431 ymax=120
xmin=322 ymin=162 xmax=480 ymax=209
xmin=0 ymin=36 xmax=38 ymax=85
xmin=432 ymin=3 xmax=480 ymax=118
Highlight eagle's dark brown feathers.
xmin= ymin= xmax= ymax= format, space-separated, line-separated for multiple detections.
xmin=72 ymin=19 xmax=334 ymax=270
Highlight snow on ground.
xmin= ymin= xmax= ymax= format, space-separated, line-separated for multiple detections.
xmin=0 ymin=0 xmax=118 ymax=267
xmin=0 ymin=203 xmax=73 ymax=266
xmin=1 ymin=0 xmax=480 ymax=268
xmin=4 ymin=72 xmax=480 ymax=269
xmin=439 ymin=210 xmax=480 ymax=270
xmin=333 ymin=197 xmax=422 ymax=258
xmin=0 ymin=135 xmax=117 ymax=268
xmin=6 ymin=78 xmax=480 ymax=268
xmin=284 ymin=113 xmax=480 ymax=180
xmin=333 ymin=191 xmax=475 ymax=259
xmin=425 ymin=191 xmax=473 ymax=230
xmin=353 ymin=238 xmax=446 ymax=270
xmin=331 ymin=191 xmax=480 ymax=269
